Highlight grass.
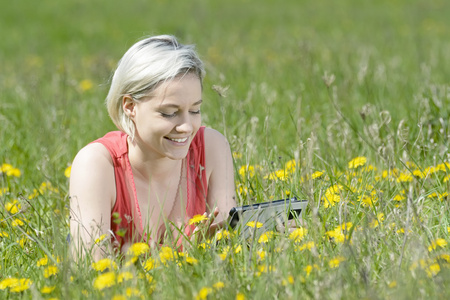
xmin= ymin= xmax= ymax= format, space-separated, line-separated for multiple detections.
xmin=1 ymin=0 xmax=450 ymax=298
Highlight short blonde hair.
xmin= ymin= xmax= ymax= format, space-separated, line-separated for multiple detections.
xmin=106 ymin=35 xmax=205 ymax=138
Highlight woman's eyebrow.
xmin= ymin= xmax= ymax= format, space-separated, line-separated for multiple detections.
xmin=159 ymin=99 xmax=202 ymax=108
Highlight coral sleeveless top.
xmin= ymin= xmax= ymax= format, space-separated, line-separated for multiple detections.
xmin=91 ymin=127 xmax=207 ymax=249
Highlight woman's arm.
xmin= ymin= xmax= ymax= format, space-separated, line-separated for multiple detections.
xmin=204 ymin=128 xmax=237 ymax=226
xmin=69 ymin=143 xmax=116 ymax=261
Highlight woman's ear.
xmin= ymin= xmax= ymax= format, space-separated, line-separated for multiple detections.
xmin=122 ymin=95 xmax=136 ymax=119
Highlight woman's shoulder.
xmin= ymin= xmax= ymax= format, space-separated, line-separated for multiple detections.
xmin=204 ymin=127 xmax=229 ymax=146
xmin=204 ymin=127 xmax=231 ymax=174
xmin=72 ymin=142 xmax=113 ymax=172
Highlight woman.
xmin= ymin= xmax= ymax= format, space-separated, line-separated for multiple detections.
xmin=69 ymin=35 xmax=236 ymax=259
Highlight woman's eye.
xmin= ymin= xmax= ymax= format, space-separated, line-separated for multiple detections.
xmin=190 ymin=110 xmax=201 ymax=115
xmin=160 ymin=112 xmax=176 ymax=118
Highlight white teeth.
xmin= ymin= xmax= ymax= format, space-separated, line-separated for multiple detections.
xmin=168 ymin=137 xmax=188 ymax=143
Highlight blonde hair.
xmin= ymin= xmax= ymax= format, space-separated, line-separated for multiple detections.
xmin=106 ymin=35 xmax=205 ymax=138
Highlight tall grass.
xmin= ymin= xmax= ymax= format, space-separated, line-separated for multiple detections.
xmin=1 ymin=0 xmax=449 ymax=298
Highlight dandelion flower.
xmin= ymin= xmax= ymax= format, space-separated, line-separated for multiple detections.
xmin=127 ymin=242 xmax=150 ymax=256
xmin=37 ymin=255 xmax=48 ymax=267
xmin=9 ymin=278 xmax=32 ymax=293
xmin=189 ymin=214 xmax=208 ymax=225
xmin=348 ymin=156 xmax=367 ymax=169
xmin=289 ymin=227 xmax=307 ymax=243
xmin=159 ymin=246 xmax=175 ymax=264
xmin=196 ymin=287 xmax=212 ymax=300
xmin=64 ymin=166 xmax=72 ymax=178
xmin=428 ymin=238 xmax=447 ymax=252
xmin=95 ymin=234 xmax=108 ymax=244
xmin=143 ymin=258 xmax=156 ymax=271
xmin=236 ymin=292 xmax=246 ymax=300
xmin=41 ymin=285 xmax=56 ymax=294
xmin=246 ymin=221 xmax=263 ymax=228
xmin=258 ymin=231 xmax=275 ymax=244
xmin=426 ymin=263 xmax=440 ymax=277
xmin=329 ymin=256 xmax=346 ymax=268
xmin=311 ymin=171 xmax=324 ymax=179
xmin=91 ymin=258 xmax=117 ymax=272
xmin=93 ymin=272 xmax=116 ymax=290
xmin=126 ymin=287 xmax=141 ymax=297
xmin=5 ymin=200 xmax=21 ymax=214
xmin=117 ymin=271 xmax=133 ymax=283
xmin=44 ymin=266 xmax=58 ymax=278
xmin=0 ymin=277 xmax=19 ymax=290
xmin=213 ymin=281 xmax=225 ymax=290
xmin=80 ymin=79 xmax=93 ymax=92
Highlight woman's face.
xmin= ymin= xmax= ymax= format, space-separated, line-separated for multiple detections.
xmin=128 ymin=73 xmax=202 ymax=161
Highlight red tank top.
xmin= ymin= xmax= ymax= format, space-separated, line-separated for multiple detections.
xmin=91 ymin=127 xmax=207 ymax=249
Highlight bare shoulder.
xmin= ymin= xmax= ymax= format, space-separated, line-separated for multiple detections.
xmin=70 ymin=142 xmax=116 ymax=206
xmin=204 ymin=127 xmax=232 ymax=178
xmin=204 ymin=127 xmax=230 ymax=150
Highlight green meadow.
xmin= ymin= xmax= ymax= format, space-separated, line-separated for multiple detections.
xmin=1 ymin=0 xmax=450 ymax=298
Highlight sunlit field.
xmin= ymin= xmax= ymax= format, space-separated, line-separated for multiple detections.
xmin=1 ymin=0 xmax=450 ymax=299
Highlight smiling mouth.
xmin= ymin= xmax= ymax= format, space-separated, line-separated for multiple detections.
xmin=165 ymin=137 xmax=188 ymax=143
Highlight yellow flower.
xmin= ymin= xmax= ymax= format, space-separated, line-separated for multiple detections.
xmin=239 ymin=165 xmax=256 ymax=178
xmin=246 ymin=221 xmax=263 ymax=228
xmin=234 ymin=245 xmax=242 ymax=254
xmin=79 ymin=79 xmax=93 ymax=92
xmin=189 ymin=214 xmax=208 ymax=225
xmin=185 ymin=256 xmax=198 ymax=265
xmin=0 ymin=277 xmax=19 ymax=289
xmin=329 ymin=256 xmax=346 ymax=268
xmin=289 ymin=227 xmax=307 ymax=243
xmin=304 ymin=265 xmax=313 ymax=276
xmin=41 ymin=285 xmax=56 ymax=293
xmin=348 ymin=156 xmax=367 ymax=169
xmin=93 ymin=272 xmax=116 ymax=290
xmin=196 ymin=287 xmax=212 ymax=300
xmin=5 ymin=200 xmax=21 ymax=214
xmin=44 ymin=266 xmax=58 ymax=278
xmin=215 ymin=229 xmax=231 ymax=241
xmin=232 ymin=152 xmax=242 ymax=159
xmin=126 ymin=287 xmax=141 ymax=297
xmin=64 ymin=166 xmax=72 ymax=178
xmin=0 ymin=231 xmax=9 ymax=238
xmin=112 ymin=295 xmax=126 ymax=300
xmin=369 ymin=213 xmax=385 ymax=228
xmin=426 ymin=263 xmax=440 ymax=277
xmin=258 ymin=231 xmax=275 ymax=243
xmin=95 ymin=234 xmax=108 ymax=244
xmin=428 ymin=238 xmax=447 ymax=252
xmin=388 ymin=281 xmax=397 ymax=288
xmin=11 ymin=218 xmax=24 ymax=226
xmin=396 ymin=173 xmax=413 ymax=182
xmin=311 ymin=171 xmax=324 ymax=179
xmin=117 ymin=271 xmax=133 ymax=283
xmin=9 ymin=278 xmax=32 ymax=293
xmin=1 ymin=163 xmax=21 ymax=177
xmin=0 ymin=187 xmax=9 ymax=196
xmin=159 ymin=246 xmax=175 ymax=264
xmin=144 ymin=258 xmax=156 ymax=271
xmin=285 ymin=159 xmax=296 ymax=173
xmin=91 ymin=258 xmax=117 ymax=272
xmin=213 ymin=281 xmax=225 ymax=290
xmin=236 ymin=292 xmax=246 ymax=300
xmin=37 ymin=255 xmax=48 ymax=267
xmin=127 ymin=242 xmax=150 ymax=256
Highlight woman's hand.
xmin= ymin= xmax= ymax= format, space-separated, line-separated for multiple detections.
xmin=191 ymin=208 xmax=226 ymax=242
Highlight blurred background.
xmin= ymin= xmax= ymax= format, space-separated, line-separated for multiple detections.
xmin=1 ymin=0 xmax=449 ymax=186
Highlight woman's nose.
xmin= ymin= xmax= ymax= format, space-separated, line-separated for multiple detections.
xmin=176 ymin=114 xmax=193 ymax=133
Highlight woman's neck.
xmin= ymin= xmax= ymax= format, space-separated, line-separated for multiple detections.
xmin=127 ymin=137 xmax=181 ymax=181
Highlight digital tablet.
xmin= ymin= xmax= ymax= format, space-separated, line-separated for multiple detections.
xmin=227 ymin=197 xmax=308 ymax=234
